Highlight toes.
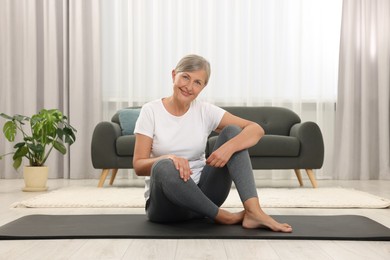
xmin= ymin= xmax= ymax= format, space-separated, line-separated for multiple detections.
xmin=282 ymin=224 xmax=293 ymax=232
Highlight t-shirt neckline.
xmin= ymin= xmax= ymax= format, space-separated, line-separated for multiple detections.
xmin=160 ymin=98 xmax=193 ymax=119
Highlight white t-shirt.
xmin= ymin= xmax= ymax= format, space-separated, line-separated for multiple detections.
xmin=134 ymin=99 xmax=225 ymax=200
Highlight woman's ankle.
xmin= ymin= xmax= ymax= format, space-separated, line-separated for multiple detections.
xmin=243 ymin=197 xmax=264 ymax=214
xmin=215 ymin=209 xmax=244 ymax=225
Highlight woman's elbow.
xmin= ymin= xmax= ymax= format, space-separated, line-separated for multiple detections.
xmin=252 ymin=123 xmax=264 ymax=141
xmin=258 ymin=123 xmax=265 ymax=137
xmin=132 ymin=158 xmax=143 ymax=176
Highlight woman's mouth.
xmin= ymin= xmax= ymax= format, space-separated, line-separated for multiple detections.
xmin=179 ymin=88 xmax=191 ymax=97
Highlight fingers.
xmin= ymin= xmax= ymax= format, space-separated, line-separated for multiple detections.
xmin=206 ymin=155 xmax=227 ymax=168
xmin=169 ymin=156 xmax=192 ymax=182
xmin=178 ymin=163 xmax=192 ymax=182
xmin=206 ymin=150 xmax=229 ymax=168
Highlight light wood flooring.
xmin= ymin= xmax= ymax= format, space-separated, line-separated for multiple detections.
xmin=0 ymin=179 xmax=389 ymax=260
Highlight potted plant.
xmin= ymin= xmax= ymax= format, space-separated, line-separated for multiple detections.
xmin=0 ymin=109 xmax=76 ymax=191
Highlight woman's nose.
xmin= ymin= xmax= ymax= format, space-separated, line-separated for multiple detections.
xmin=186 ymin=82 xmax=194 ymax=90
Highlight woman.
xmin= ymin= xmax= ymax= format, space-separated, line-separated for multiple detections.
xmin=133 ymin=54 xmax=292 ymax=232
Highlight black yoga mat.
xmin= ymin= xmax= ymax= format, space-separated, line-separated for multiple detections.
xmin=0 ymin=214 xmax=389 ymax=241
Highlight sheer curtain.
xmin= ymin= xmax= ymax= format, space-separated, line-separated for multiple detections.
xmin=0 ymin=0 xmax=343 ymax=181
xmin=101 ymin=0 xmax=342 ymax=180
xmin=0 ymin=0 xmax=100 ymax=179
xmin=0 ymin=0 xmax=68 ymax=179
xmin=334 ymin=0 xmax=390 ymax=180
xmin=68 ymin=0 xmax=102 ymax=179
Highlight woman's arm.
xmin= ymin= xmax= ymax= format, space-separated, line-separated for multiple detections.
xmin=132 ymin=134 xmax=156 ymax=176
xmin=206 ymin=112 xmax=264 ymax=168
xmin=133 ymin=134 xmax=193 ymax=181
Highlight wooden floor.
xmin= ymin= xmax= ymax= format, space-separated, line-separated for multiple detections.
xmin=0 ymin=179 xmax=389 ymax=260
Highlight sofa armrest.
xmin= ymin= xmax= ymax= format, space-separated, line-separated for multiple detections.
xmin=91 ymin=121 xmax=122 ymax=169
xmin=290 ymin=122 xmax=324 ymax=168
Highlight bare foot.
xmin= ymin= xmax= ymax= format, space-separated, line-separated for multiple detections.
xmin=242 ymin=212 xmax=292 ymax=233
xmin=215 ymin=209 xmax=245 ymax=225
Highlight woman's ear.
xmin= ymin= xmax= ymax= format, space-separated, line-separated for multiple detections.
xmin=171 ymin=70 xmax=176 ymax=83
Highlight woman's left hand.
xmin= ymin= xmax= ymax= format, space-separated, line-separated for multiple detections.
xmin=206 ymin=144 xmax=234 ymax=168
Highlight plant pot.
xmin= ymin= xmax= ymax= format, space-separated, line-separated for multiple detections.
xmin=22 ymin=166 xmax=49 ymax=192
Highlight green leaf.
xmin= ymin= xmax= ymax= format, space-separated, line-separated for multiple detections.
xmin=56 ymin=128 xmax=64 ymax=141
xmin=53 ymin=140 xmax=66 ymax=154
xmin=24 ymin=136 xmax=33 ymax=142
xmin=0 ymin=113 xmax=13 ymax=120
xmin=13 ymin=146 xmax=28 ymax=160
xmin=28 ymin=143 xmax=44 ymax=154
xmin=63 ymin=127 xmax=76 ymax=144
xmin=13 ymin=142 xmax=26 ymax=148
xmin=3 ymin=121 xmax=17 ymax=142
xmin=13 ymin=157 xmax=22 ymax=170
xmin=14 ymin=114 xmax=29 ymax=123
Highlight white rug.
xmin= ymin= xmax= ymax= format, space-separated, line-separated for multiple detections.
xmin=11 ymin=186 xmax=390 ymax=209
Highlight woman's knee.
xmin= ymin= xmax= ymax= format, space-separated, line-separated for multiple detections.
xmin=219 ymin=125 xmax=242 ymax=139
xmin=151 ymin=158 xmax=176 ymax=179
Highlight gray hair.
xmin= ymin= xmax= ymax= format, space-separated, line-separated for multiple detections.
xmin=175 ymin=54 xmax=211 ymax=85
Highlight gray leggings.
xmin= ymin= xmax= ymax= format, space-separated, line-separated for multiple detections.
xmin=146 ymin=125 xmax=258 ymax=223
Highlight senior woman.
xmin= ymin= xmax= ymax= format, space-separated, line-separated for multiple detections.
xmin=133 ymin=54 xmax=292 ymax=232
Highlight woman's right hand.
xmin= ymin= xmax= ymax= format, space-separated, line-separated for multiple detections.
xmin=166 ymin=155 xmax=192 ymax=182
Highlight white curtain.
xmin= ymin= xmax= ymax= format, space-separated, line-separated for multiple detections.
xmin=101 ymin=0 xmax=342 ymax=180
xmin=334 ymin=0 xmax=390 ymax=179
xmin=0 ymin=0 xmax=100 ymax=179
xmin=68 ymin=0 xmax=102 ymax=179
xmin=0 ymin=0 xmax=345 ymax=181
xmin=0 ymin=0 xmax=68 ymax=179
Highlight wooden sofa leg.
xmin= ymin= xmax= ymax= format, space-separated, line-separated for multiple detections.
xmin=294 ymin=169 xmax=304 ymax=187
xmin=306 ymin=169 xmax=318 ymax=188
xmin=98 ymin=169 xmax=110 ymax=187
xmin=109 ymin=169 xmax=118 ymax=185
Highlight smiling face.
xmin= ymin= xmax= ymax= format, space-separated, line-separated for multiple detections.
xmin=171 ymin=69 xmax=207 ymax=104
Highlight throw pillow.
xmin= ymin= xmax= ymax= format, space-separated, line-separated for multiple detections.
xmin=118 ymin=108 xmax=141 ymax=135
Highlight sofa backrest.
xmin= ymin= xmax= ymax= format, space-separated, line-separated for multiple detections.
xmin=113 ymin=106 xmax=301 ymax=136
xmin=222 ymin=106 xmax=301 ymax=136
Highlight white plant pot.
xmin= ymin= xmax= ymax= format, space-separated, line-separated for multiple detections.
xmin=23 ymin=166 xmax=49 ymax=192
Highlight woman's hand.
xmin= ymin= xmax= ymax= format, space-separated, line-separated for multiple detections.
xmin=167 ymin=155 xmax=192 ymax=182
xmin=206 ymin=143 xmax=234 ymax=168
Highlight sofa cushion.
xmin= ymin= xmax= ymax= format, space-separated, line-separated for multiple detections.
xmin=207 ymin=135 xmax=300 ymax=157
xmin=116 ymin=135 xmax=136 ymax=156
xmin=118 ymin=109 xmax=141 ymax=135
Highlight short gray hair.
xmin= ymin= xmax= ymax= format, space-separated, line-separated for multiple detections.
xmin=175 ymin=54 xmax=211 ymax=85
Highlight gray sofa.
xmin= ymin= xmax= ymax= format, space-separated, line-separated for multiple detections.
xmin=91 ymin=106 xmax=324 ymax=188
